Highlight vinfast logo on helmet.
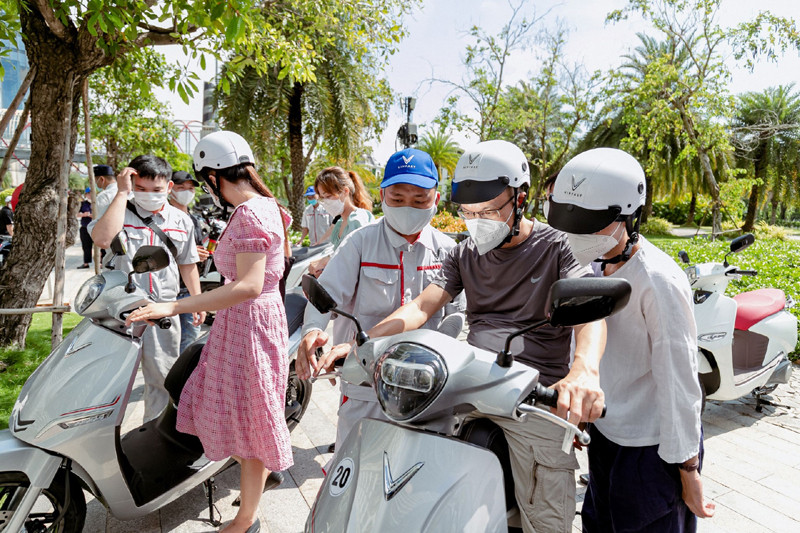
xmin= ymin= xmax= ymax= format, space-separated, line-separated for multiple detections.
xmin=571 ymin=175 xmax=587 ymax=191
xmin=467 ymin=153 xmax=480 ymax=165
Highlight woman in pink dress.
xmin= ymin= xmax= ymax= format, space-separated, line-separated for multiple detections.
xmin=128 ymin=131 xmax=293 ymax=533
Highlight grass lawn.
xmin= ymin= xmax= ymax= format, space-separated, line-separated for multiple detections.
xmin=0 ymin=313 xmax=82 ymax=429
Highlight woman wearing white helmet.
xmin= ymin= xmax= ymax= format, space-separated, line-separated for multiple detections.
xmin=547 ymin=147 xmax=715 ymax=532
xmin=128 ymin=131 xmax=293 ymax=533
xmin=368 ymin=139 xmax=607 ymax=533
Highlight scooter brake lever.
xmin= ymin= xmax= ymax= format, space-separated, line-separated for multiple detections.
xmin=517 ymin=403 xmax=591 ymax=452
xmin=310 ymin=371 xmax=342 ymax=383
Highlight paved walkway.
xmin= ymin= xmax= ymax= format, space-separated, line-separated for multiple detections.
xmin=54 ymin=243 xmax=800 ymax=532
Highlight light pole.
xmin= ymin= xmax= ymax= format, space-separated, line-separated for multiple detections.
xmin=396 ymin=96 xmax=417 ymax=149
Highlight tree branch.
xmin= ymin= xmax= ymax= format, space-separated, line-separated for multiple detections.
xmin=33 ymin=0 xmax=70 ymax=41
xmin=134 ymin=31 xmax=182 ymax=47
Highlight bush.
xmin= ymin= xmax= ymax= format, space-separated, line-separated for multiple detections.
xmin=640 ymin=217 xmax=673 ymax=236
xmin=720 ymin=220 xmax=743 ymax=238
xmin=431 ymin=210 xmax=466 ymax=233
xmin=0 ymin=187 xmax=14 ymax=205
xmin=753 ymin=221 xmax=788 ymax=241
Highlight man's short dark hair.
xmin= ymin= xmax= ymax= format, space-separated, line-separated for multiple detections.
xmin=129 ymin=155 xmax=172 ymax=180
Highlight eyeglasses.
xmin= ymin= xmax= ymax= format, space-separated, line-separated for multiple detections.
xmin=457 ymin=196 xmax=514 ymax=221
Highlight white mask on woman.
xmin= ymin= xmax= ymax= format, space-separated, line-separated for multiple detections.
xmin=320 ymin=197 xmax=345 ymax=217
xmin=134 ymin=191 xmax=169 ymax=212
xmin=566 ymin=223 xmax=625 ymax=266
xmin=382 ymin=202 xmax=436 ymax=236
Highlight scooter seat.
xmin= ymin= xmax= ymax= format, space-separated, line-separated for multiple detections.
xmin=285 ymin=291 xmax=308 ymax=336
xmin=292 ymin=243 xmax=329 ymax=263
xmin=733 ymin=289 xmax=786 ymax=331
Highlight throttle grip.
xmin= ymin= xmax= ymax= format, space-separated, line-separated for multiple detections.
xmin=156 ymin=317 xmax=172 ymax=330
xmin=532 ymin=384 xmax=607 ymax=418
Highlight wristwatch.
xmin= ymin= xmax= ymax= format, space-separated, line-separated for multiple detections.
xmin=678 ymin=459 xmax=700 ymax=472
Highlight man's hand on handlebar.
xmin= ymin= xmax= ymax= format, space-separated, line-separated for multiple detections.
xmin=316 ymin=342 xmax=354 ymax=381
xmin=551 ymin=367 xmax=605 ymax=426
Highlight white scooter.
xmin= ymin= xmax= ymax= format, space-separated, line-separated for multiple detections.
xmin=679 ymin=233 xmax=797 ymax=412
xmin=300 ymin=274 xmax=630 ymax=533
xmin=0 ymin=244 xmax=305 ymax=531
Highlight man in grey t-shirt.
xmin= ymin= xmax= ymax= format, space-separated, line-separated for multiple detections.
xmin=367 ymin=140 xmax=606 ymax=533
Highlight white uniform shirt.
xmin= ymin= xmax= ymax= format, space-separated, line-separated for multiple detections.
xmin=302 ymin=218 xmax=465 ymax=399
xmin=594 ymin=237 xmax=702 ymax=464
xmin=301 ymin=203 xmax=332 ymax=244
xmin=98 ymin=202 xmax=200 ymax=302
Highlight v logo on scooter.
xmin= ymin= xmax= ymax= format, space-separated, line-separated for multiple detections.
xmin=383 ymin=452 xmax=423 ymax=501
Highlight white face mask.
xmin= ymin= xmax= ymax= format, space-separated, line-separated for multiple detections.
xmin=566 ymin=223 xmax=626 ymax=266
xmin=320 ymin=197 xmax=345 ymax=217
xmin=382 ymin=201 xmax=436 ymax=236
xmin=134 ymin=191 xmax=169 ymax=212
xmin=542 ymin=198 xmax=550 ymax=220
xmin=171 ymin=189 xmax=195 ymax=206
xmin=465 ymin=209 xmax=513 ymax=255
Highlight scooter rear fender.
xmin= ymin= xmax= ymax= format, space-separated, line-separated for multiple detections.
xmin=0 ymin=430 xmax=63 ymax=532
xmin=307 ymin=418 xmax=507 ymax=533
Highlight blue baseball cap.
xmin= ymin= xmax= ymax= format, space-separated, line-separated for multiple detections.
xmin=381 ymin=149 xmax=439 ymax=189
xmin=84 ymin=187 xmax=91 ymax=193
xmin=304 ymin=186 xmax=316 ymax=196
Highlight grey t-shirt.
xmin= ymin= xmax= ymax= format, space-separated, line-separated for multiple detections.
xmin=433 ymin=220 xmax=591 ymax=386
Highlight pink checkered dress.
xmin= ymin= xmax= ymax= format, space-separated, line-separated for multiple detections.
xmin=176 ymin=196 xmax=293 ymax=471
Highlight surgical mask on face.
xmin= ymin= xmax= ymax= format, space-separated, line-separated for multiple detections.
xmin=382 ymin=201 xmax=436 ymax=236
xmin=171 ymin=189 xmax=195 ymax=206
xmin=465 ymin=209 xmax=513 ymax=255
xmin=134 ymin=191 xmax=169 ymax=212
xmin=567 ymin=223 xmax=626 ymax=266
xmin=308 ymin=199 xmax=317 ymax=206
xmin=542 ymin=198 xmax=550 ymax=219
xmin=320 ymin=196 xmax=345 ymax=217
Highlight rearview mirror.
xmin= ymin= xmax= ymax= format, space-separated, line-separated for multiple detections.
xmin=678 ymin=250 xmax=690 ymax=264
xmin=730 ymin=233 xmax=754 ymax=254
xmin=302 ymin=274 xmax=338 ymax=314
xmin=547 ymin=278 xmax=632 ymax=328
xmin=131 ymin=246 xmax=170 ymax=274
xmin=110 ymin=232 xmax=128 ymax=256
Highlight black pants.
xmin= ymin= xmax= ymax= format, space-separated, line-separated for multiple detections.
xmin=79 ymin=225 xmax=93 ymax=264
xmin=582 ymin=425 xmax=702 ymax=533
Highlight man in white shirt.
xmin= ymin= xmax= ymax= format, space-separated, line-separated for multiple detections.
xmin=93 ymin=164 xmax=118 ymax=221
xmin=299 ymin=186 xmax=332 ymax=245
xmin=547 ymin=148 xmax=715 ymax=531
xmin=296 ymin=148 xmax=464 ymax=459
xmin=91 ymin=156 xmax=204 ymax=422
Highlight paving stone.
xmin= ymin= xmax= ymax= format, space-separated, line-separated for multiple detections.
xmin=715 ymin=490 xmax=800 ymax=533
xmin=703 ymin=463 xmax=800 ymax=521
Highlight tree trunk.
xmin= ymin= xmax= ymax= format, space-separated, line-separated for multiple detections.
xmin=770 ymin=199 xmax=778 ymax=225
xmin=742 ymin=182 xmax=759 ymax=233
xmin=0 ymin=9 xmax=83 ymax=347
xmin=0 ymin=98 xmax=31 ymax=180
xmin=780 ymin=203 xmax=787 ymax=221
xmin=287 ymin=82 xmax=306 ymax=232
xmin=66 ymin=191 xmax=80 ymax=247
xmin=642 ymin=175 xmax=653 ymax=224
xmin=686 ymin=192 xmax=697 ymax=226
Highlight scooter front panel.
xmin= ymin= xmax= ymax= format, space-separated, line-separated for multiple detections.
xmin=307 ymin=418 xmax=507 ymax=533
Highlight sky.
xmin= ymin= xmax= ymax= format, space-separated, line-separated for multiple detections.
xmin=157 ymin=0 xmax=800 ymax=166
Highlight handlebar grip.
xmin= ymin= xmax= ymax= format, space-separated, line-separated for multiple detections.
xmin=532 ymin=384 xmax=607 ymax=418
xmin=737 ymin=269 xmax=758 ymax=276
xmin=156 ymin=317 xmax=172 ymax=330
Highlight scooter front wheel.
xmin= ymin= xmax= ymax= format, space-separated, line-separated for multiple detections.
xmin=285 ymin=364 xmax=312 ymax=432
xmin=0 ymin=471 xmax=86 ymax=533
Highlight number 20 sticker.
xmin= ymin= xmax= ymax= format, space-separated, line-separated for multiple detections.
xmin=329 ymin=457 xmax=355 ymax=497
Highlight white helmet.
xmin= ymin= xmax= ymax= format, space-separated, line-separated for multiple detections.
xmin=547 ymin=148 xmax=645 ymax=235
xmin=192 ymin=131 xmax=255 ymax=172
xmin=451 ymin=140 xmax=530 ymax=204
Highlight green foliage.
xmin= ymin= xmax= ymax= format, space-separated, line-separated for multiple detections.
xmin=0 ymin=313 xmax=82 ymax=429
xmin=89 ymin=50 xmax=187 ymax=170
xmin=68 ymin=173 xmax=87 ymax=192
xmin=1 ymin=173 xmax=11 ymax=189
xmin=753 ymin=221 xmax=788 ymax=241
xmin=0 ymin=187 xmax=13 ymax=204
xmin=651 ymin=236 xmax=800 ymax=358
xmin=640 ymin=217 xmax=673 ymax=236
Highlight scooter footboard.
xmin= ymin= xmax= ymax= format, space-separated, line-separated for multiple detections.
xmin=307 ymin=418 xmax=507 ymax=533
xmin=0 ymin=430 xmax=62 ymax=531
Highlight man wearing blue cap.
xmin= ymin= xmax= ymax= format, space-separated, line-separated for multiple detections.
xmin=296 ymin=148 xmax=465 ymax=460
xmin=299 ymin=185 xmax=332 ymax=245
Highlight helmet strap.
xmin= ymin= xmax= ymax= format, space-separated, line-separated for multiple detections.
xmin=499 ymin=185 xmax=528 ymax=246
xmin=204 ymin=173 xmax=234 ymax=209
xmin=599 ymin=207 xmax=642 ymax=272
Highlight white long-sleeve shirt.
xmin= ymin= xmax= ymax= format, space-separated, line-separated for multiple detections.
xmin=594 ymin=237 xmax=702 ymax=464
xmin=302 ymin=218 xmax=465 ymax=400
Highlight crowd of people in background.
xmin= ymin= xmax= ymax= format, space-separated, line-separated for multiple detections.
xmin=36 ymin=128 xmax=713 ymax=533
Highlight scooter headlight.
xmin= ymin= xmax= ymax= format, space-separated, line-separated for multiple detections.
xmin=75 ymin=275 xmax=105 ymax=315
xmin=374 ymin=342 xmax=447 ymax=422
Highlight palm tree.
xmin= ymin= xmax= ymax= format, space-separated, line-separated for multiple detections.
xmin=417 ymin=130 xmax=462 ymax=188
xmin=732 ymin=85 xmax=800 ymax=230
xmin=218 ymin=43 xmax=391 ymax=227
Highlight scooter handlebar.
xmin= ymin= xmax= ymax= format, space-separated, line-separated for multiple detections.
xmin=734 ymin=269 xmax=758 ymax=276
xmin=529 ymin=383 xmax=607 ymax=418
